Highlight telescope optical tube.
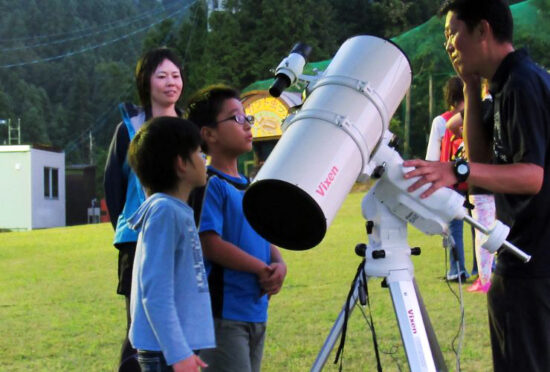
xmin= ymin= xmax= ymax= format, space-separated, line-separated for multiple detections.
xmin=244 ymin=36 xmax=412 ymax=250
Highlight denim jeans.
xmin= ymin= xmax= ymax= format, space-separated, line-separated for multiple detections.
xmin=447 ymin=219 xmax=469 ymax=280
xmin=137 ymin=350 xmax=172 ymax=372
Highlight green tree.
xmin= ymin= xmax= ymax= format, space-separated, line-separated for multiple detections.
xmin=174 ymin=0 xmax=210 ymax=99
xmin=179 ymin=0 xmax=338 ymax=93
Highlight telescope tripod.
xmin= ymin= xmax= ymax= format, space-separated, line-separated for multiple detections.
xmin=311 ymin=189 xmax=447 ymax=372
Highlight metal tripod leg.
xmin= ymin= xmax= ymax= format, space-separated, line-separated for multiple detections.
xmin=387 ymin=269 xmax=438 ymax=372
xmin=310 ymin=277 xmax=361 ymax=372
xmin=311 ymin=268 xmax=446 ymax=372
xmin=413 ymin=280 xmax=447 ymax=372
xmin=311 ymin=189 xmax=449 ymax=371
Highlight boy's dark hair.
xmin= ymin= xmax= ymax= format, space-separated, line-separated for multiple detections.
xmin=128 ymin=116 xmax=201 ymax=194
xmin=185 ymin=84 xmax=241 ymax=153
xmin=439 ymin=0 xmax=513 ymax=43
xmin=444 ymin=76 xmax=464 ymax=109
xmin=135 ymin=47 xmax=184 ymax=108
xmin=186 ymin=84 xmax=241 ymax=128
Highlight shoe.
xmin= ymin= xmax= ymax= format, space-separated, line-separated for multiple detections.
xmin=446 ymin=273 xmax=458 ymax=281
xmin=479 ymin=281 xmax=491 ymax=293
xmin=447 ymin=272 xmax=469 ymax=282
xmin=467 ymin=278 xmax=491 ymax=293
xmin=467 ymin=278 xmax=482 ymax=292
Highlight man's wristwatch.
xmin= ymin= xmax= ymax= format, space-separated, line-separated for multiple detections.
xmin=453 ymin=158 xmax=470 ymax=183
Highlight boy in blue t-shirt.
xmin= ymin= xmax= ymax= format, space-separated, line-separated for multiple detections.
xmin=127 ymin=116 xmax=215 ymax=372
xmin=187 ymin=85 xmax=287 ymax=372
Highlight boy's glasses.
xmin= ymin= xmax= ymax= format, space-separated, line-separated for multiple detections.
xmin=216 ymin=114 xmax=255 ymax=126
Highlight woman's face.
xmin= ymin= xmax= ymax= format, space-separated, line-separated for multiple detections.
xmin=149 ymin=58 xmax=183 ymax=108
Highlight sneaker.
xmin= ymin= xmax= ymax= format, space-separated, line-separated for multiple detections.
xmin=467 ymin=278 xmax=491 ymax=293
xmin=479 ymin=281 xmax=491 ymax=293
xmin=467 ymin=278 xmax=482 ymax=292
xmin=447 ymin=272 xmax=468 ymax=282
xmin=446 ymin=273 xmax=458 ymax=281
xmin=457 ymin=272 xmax=469 ymax=282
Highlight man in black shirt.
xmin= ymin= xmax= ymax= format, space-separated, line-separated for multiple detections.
xmin=403 ymin=1 xmax=550 ymax=371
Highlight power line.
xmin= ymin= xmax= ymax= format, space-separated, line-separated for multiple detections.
xmin=63 ymin=103 xmax=120 ymax=156
xmin=182 ymin=0 xmax=202 ymax=65
xmin=63 ymin=1 xmax=199 ymax=157
xmin=0 ymin=3 xmax=194 ymax=69
xmin=0 ymin=0 xmax=185 ymax=44
xmin=0 ymin=1 xmax=185 ymax=52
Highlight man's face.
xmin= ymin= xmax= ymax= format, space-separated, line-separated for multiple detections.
xmin=444 ymin=11 xmax=482 ymax=77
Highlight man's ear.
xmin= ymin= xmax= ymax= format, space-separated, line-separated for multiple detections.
xmin=477 ymin=19 xmax=491 ymax=42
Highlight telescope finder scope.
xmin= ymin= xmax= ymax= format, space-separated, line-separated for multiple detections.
xmin=269 ymin=42 xmax=312 ymax=97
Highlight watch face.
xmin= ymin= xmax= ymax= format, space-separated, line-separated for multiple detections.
xmin=457 ymin=163 xmax=468 ymax=175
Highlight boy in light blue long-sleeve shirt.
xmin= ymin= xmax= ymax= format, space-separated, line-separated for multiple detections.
xmin=127 ymin=116 xmax=215 ymax=372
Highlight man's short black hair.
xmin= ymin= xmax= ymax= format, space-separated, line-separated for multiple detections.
xmin=444 ymin=75 xmax=464 ymax=109
xmin=439 ymin=0 xmax=513 ymax=43
xmin=185 ymin=84 xmax=241 ymax=153
xmin=135 ymin=47 xmax=184 ymax=108
xmin=128 ymin=116 xmax=201 ymax=194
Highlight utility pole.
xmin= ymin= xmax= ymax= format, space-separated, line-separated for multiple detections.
xmin=0 ymin=118 xmax=7 ymax=144
xmin=5 ymin=118 xmax=21 ymax=145
xmin=404 ymin=88 xmax=411 ymax=158
xmin=89 ymin=131 xmax=94 ymax=165
xmin=428 ymin=74 xmax=433 ymax=123
xmin=428 ymin=74 xmax=433 ymax=147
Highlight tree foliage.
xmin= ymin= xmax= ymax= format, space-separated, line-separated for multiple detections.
xmin=0 ymin=0 xmax=546 ymax=197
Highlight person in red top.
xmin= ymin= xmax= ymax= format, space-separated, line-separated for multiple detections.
xmin=425 ymin=76 xmax=469 ymax=282
xmin=446 ymin=79 xmax=496 ymax=293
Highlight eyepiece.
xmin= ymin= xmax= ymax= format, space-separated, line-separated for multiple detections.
xmin=269 ymin=75 xmax=291 ymax=97
xmin=268 ymin=42 xmax=312 ymax=97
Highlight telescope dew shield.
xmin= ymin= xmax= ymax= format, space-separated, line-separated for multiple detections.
xmin=243 ymin=36 xmax=412 ymax=250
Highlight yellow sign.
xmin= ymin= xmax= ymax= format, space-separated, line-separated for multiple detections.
xmin=243 ymin=94 xmax=289 ymax=140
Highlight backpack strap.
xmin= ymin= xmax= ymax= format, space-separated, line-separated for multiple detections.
xmin=208 ymin=169 xmax=249 ymax=191
xmin=188 ymin=169 xmax=249 ymax=226
xmin=440 ymin=110 xmax=454 ymax=122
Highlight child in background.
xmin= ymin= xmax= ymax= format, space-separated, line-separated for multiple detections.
xmin=127 ymin=116 xmax=215 ymax=372
xmin=426 ymin=76 xmax=469 ymax=282
xmin=446 ymin=78 xmax=496 ymax=293
xmin=187 ymin=85 xmax=287 ymax=372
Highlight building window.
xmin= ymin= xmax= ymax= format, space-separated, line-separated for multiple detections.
xmin=44 ymin=167 xmax=59 ymax=199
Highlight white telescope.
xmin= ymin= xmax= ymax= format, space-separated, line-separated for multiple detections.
xmin=245 ymin=35 xmax=529 ymax=372
xmin=243 ymin=35 xmax=412 ymax=250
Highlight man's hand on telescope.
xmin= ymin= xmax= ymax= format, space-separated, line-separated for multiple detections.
xmin=402 ymin=159 xmax=458 ymax=198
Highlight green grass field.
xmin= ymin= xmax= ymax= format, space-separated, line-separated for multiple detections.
xmin=0 ymin=192 xmax=492 ymax=371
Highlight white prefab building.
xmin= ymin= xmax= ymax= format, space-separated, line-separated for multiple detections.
xmin=0 ymin=145 xmax=66 ymax=230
